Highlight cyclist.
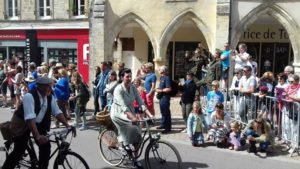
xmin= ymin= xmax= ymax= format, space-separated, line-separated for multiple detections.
xmin=3 ymin=76 xmax=71 ymax=169
xmin=110 ymin=68 xmax=153 ymax=168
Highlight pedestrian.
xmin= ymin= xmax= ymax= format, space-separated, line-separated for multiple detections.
xmin=133 ymin=77 xmax=147 ymax=121
xmin=69 ymin=72 xmax=90 ymax=130
xmin=187 ymin=101 xmax=206 ymax=147
xmin=144 ymin=62 xmax=156 ymax=116
xmin=0 ymin=60 xmax=8 ymax=107
xmin=206 ymin=80 xmax=224 ymax=125
xmin=96 ymin=61 xmax=109 ymax=110
xmin=104 ymin=70 xmax=118 ymax=111
xmin=52 ymin=68 xmax=71 ymax=128
xmin=12 ymin=65 xmax=24 ymax=109
xmin=220 ymin=42 xmax=231 ymax=89
xmin=155 ymin=65 xmax=172 ymax=133
xmin=178 ymin=71 xmax=198 ymax=133
xmin=93 ymin=66 xmax=101 ymax=115
xmin=228 ymin=121 xmax=244 ymax=151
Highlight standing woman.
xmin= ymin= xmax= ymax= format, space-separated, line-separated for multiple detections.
xmin=110 ymin=68 xmax=153 ymax=168
xmin=12 ymin=65 xmax=24 ymax=108
xmin=69 ymin=72 xmax=89 ymax=130
xmin=156 ymin=65 xmax=172 ymax=133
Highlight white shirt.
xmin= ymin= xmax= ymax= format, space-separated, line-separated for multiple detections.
xmin=240 ymin=75 xmax=257 ymax=92
xmin=234 ymin=52 xmax=250 ymax=70
xmin=23 ymin=91 xmax=62 ymax=123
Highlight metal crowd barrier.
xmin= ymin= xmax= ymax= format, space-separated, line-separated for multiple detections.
xmin=200 ymin=89 xmax=300 ymax=156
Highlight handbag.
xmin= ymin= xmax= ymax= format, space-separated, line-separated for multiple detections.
xmin=10 ymin=113 xmax=29 ymax=137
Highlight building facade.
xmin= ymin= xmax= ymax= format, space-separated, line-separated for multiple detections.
xmin=89 ymin=0 xmax=300 ymax=81
xmin=0 ymin=0 xmax=90 ymax=81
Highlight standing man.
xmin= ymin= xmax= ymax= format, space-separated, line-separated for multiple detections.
xmin=239 ymin=65 xmax=257 ymax=123
xmin=96 ymin=61 xmax=109 ymax=110
xmin=144 ymin=62 xmax=156 ymax=116
xmin=220 ymin=42 xmax=231 ymax=89
xmin=117 ymin=62 xmax=125 ymax=81
xmin=3 ymin=77 xmax=71 ymax=169
xmin=156 ymin=66 xmax=172 ymax=133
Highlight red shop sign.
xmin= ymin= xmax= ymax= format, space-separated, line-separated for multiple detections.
xmin=0 ymin=30 xmax=26 ymax=40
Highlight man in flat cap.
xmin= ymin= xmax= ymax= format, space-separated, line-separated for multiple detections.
xmin=3 ymin=77 xmax=72 ymax=169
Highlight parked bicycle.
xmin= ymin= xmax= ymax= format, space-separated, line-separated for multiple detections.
xmin=98 ymin=118 xmax=182 ymax=169
xmin=1 ymin=126 xmax=90 ymax=169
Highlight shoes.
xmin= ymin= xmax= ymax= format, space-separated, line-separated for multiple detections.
xmin=156 ymin=126 xmax=165 ymax=130
xmin=247 ymin=147 xmax=257 ymax=154
xmin=51 ymin=124 xmax=59 ymax=129
xmin=79 ymin=125 xmax=88 ymax=131
xmin=161 ymin=129 xmax=171 ymax=134
xmin=181 ymin=129 xmax=187 ymax=133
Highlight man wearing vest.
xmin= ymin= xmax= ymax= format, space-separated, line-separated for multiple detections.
xmin=2 ymin=77 xmax=71 ymax=169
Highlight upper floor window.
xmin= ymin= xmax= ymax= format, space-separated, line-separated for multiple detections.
xmin=71 ymin=0 xmax=87 ymax=17
xmin=6 ymin=0 xmax=19 ymax=20
xmin=39 ymin=0 xmax=51 ymax=19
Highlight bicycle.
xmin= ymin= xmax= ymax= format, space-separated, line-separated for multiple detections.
xmin=2 ymin=127 xmax=90 ymax=169
xmin=98 ymin=118 xmax=182 ymax=169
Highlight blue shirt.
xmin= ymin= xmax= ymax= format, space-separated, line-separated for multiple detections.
xmin=207 ymin=91 xmax=224 ymax=113
xmin=159 ymin=75 xmax=171 ymax=99
xmin=221 ymin=50 xmax=230 ymax=70
xmin=97 ymin=69 xmax=109 ymax=96
xmin=54 ymin=77 xmax=70 ymax=101
xmin=144 ymin=73 xmax=156 ymax=93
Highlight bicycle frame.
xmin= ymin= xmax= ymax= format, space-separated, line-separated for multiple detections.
xmin=133 ymin=120 xmax=160 ymax=159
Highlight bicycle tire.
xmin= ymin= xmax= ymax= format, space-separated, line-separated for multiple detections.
xmin=145 ymin=140 xmax=182 ymax=169
xmin=98 ymin=129 xmax=124 ymax=166
xmin=53 ymin=151 xmax=89 ymax=169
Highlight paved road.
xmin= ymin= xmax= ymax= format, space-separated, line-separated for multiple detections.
xmin=1 ymin=108 xmax=300 ymax=169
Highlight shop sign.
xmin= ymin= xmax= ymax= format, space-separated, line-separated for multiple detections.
xmin=0 ymin=30 xmax=26 ymax=40
xmin=243 ymin=28 xmax=289 ymax=40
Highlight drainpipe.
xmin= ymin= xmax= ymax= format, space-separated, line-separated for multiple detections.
xmin=228 ymin=0 xmax=233 ymax=44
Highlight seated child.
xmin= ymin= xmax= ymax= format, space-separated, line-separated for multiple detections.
xmin=228 ymin=121 xmax=245 ymax=151
xmin=187 ymin=101 xmax=207 ymax=146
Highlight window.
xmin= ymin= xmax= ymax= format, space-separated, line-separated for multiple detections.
xmin=39 ymin=0 xmax=51 ymax=19
xmin=72 ymin=0 xmax=86 ymax=17
xmin=6 ymin=0 xmax=19 ymax=19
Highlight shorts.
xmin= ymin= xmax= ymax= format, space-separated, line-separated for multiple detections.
xmin=222 ymin=68 xmax=229 ymax=80
xmin=145 ymin=93 xmax=154 ymax=111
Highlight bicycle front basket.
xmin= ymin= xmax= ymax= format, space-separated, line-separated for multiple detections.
xmin=0 ymin=121 xmax=12 ymax=140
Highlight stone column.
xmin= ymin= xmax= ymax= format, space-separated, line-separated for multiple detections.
xmin=89 ymin=0 xmax=105 ymax=85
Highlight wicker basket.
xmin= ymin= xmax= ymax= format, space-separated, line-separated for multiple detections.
xmin=0 ymin=121 xmax=12 ymax=140
xmin=96 ymin=106 xmax=112 ymax=128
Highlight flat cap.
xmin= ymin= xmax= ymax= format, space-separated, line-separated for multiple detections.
xmin=36 ymin=76 xmax=53 ymax=85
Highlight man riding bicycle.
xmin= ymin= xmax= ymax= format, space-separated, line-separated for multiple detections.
xmin=2 ymin=76 xmax=71 ymax=169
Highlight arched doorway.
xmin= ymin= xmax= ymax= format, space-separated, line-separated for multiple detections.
xmin=106 ymin=13 xmax=156 ymax=74
xmin=161 ymin=19 xmax=210 ymax=80
xmin=237 ymin=14 xmax=293 ymax=76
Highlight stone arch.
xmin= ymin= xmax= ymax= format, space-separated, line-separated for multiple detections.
xmin=159 ymin=9 xmax=213 ymax=59
xmin=231 ymin=3 xmax=300 ymax=63
xmin=106 ymin=12 xmax=157 ymax=59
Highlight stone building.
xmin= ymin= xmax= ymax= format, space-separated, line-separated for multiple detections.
xmin=0 ymin=0 xmax=91 ymax=81
xmin=90 ymin=0 xmax=300 ymax=81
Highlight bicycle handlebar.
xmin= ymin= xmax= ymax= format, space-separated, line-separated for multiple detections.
xmin=47 ymin=126 xmax=76 ymax=140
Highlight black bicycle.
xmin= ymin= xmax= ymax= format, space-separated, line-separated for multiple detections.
xmin=2 ymin=127 xmax=90 ymax=169
xmin=98 ymin=118 xmax=182 ymax=169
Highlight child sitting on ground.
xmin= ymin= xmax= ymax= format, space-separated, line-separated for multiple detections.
xmin=187 ymin=101 xmax=207 ymax=147
xmin=228 ymin=121 xmax=245 ymax=151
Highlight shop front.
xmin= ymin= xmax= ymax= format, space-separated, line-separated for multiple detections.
xmin=0 ymin=29 xmax=89 ymax=82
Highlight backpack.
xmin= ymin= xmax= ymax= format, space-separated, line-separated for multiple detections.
xmin=169 ymin=80 xmax=178 ymax=97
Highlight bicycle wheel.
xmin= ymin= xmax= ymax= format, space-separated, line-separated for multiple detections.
xmin=53 ymin=151 xmax=89 ymax=169
xmin=98 ymin=129 xmax=124 ymax=166
xmin=145 ymin=140 xmax=182 ymax=169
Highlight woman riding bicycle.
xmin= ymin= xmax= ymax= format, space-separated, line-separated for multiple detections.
xmin=110 ymin=68 xmax=153 ymax=168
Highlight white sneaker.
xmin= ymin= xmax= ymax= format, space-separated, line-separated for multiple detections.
xmin=181 ymin=129 xmax=187 ymax=133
